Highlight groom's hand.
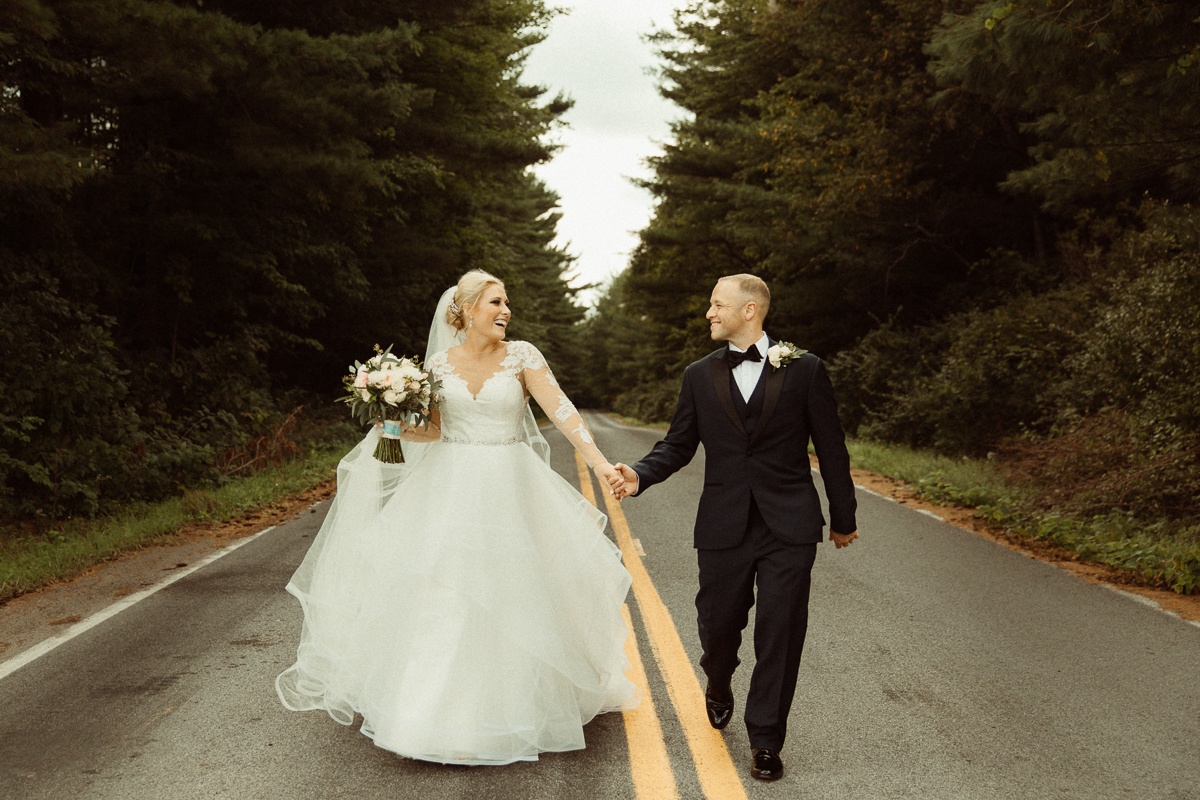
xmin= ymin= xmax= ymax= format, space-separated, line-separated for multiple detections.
xmin=612 ymin=463 xmax=639 ymax=500
xmin=593 ymin=463 xmax=625 ymax=497
xmin=830 ymin=529 xmax=858 ymax=548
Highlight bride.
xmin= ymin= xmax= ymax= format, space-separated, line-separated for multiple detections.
xmin=275 ymin=270 xmax=641 ymax=765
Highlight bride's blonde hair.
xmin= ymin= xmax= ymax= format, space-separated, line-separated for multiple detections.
xmin=446 ymin=269 xmax=505 ymax=333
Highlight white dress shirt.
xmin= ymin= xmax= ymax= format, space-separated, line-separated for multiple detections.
xmin=728 ymin=333 xmax=769 ymax=403
xmin=631 ymin=332 xmax=770 ymax=496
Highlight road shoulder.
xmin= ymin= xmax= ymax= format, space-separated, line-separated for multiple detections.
xmin=848 ymin=465 xmax=1200 ymax=623
xmin=0 ymin=481 xmax=334 ymax=664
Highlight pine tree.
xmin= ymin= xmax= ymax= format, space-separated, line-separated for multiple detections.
xmin=0 ymin=0 xmax=578 ymax=516
xmin=928 ymin=0 xmax=1200 ymax=212
xmin=606 ymin=0 xmax=1047 ymax=423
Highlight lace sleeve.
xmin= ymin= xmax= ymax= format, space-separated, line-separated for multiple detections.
xmin=426 ymin=351 xmax=449 ymax=380
xmin=514 ymin=342 xmax=608 ymax=469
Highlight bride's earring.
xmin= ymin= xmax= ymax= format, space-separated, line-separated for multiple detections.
xmin=468 ymin=317 xmax=473 ymax=329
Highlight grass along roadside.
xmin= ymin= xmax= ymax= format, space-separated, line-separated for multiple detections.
xmin=846 ymin=439 xmax=1200 ymax=596
xmin=0 ymin=440 xmax=354 ymax=604
xmin=846 ymin=439 xmax=1018 ymax=509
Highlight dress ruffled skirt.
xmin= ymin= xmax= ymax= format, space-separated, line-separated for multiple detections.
xmin=276 ymin=431 xmax=640 ymax=765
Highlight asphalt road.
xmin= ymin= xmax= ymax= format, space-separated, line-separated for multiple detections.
xmin=1 ymin=413 xmax=1197 ymax=799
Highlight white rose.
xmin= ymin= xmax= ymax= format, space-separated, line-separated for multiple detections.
xmin=359 ymin=388 xmax=371 ymax=402
xmin=383 ymin=388 xmax=399 ymax=404
xmin=766 ymin=345 xmax=782 ymax=368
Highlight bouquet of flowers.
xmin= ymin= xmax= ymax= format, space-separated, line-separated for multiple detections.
xmin=340 ymin=344 xmax=441 ymax=463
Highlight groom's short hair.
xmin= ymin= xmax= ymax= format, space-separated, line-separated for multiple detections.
xmin=718 ymin=274 xmax=770 ymax=320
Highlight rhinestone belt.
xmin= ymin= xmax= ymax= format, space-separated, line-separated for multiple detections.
xmin=440 ymin=435 xmax=521 ymax=446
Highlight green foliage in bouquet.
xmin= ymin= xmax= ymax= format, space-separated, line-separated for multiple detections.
xmin=339 ymin=345 xmax=441 ymax=464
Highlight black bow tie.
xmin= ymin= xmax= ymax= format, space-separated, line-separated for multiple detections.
xmin=726 ymin=347 xmax=762 ymax=368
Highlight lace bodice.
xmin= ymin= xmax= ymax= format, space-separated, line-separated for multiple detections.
xmin=427 ymin=341 xmax=606 ymax=466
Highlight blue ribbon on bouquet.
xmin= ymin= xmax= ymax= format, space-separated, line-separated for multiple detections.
xmin=381 ymin=419 xmax=406 ymax=439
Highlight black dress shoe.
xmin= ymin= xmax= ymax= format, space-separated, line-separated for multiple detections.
xmin=751 ymin=748 xmax=783 ymax=781
xmin=704 ymin=682 xmax=734 ymax=730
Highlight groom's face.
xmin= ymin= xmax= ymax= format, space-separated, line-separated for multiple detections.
xmin=706 ymin=281 xmax=749 ymax=342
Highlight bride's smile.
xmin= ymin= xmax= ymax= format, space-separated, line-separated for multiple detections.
xmin=468 ymin=285 xmax=511 ymax=344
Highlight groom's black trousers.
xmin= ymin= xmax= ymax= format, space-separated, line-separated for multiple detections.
xmin=695 ymin=496 xmax=818 ymax=751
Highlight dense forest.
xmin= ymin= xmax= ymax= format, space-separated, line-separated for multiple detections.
xmin=4 ymin=0 xmax=1199 ymax=542
xmin=584 ymin=0 xmax=1199 ymax=528
xmin=1 ymin=0 xmax=588 ymax=519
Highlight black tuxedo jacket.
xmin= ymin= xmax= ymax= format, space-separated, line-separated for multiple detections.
xmin=631 ymin=342 xmax=857 ymax=549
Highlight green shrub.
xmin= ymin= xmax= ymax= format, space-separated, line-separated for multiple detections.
xmin=831 ymin=289 xmax=1088 ymax=455
xmin=0 ymin=273 xmax=307 ymax=519
xmin=0 ymin=272 xmax=143 ymax=518
xmin=1023 ymin=202 xmax=1200 ymax=517
xmin=1056 ymin=204 xmax=1199 ymax=417
xmin=826 ymin=318 xmax=953 ymax=444
xmin=832 ymin=201 xmax=1199 ymax=528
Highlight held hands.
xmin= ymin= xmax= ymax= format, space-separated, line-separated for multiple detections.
xmin=593 ymin=462 xmax=625 ymax=497
xmin=611 ymin=463 xmax=639 ymax=501
xmin=830 ymin=529 xmax=859 ymax=549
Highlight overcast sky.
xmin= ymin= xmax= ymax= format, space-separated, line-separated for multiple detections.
xmin=522 ymin=0 xmax=685 ymax=304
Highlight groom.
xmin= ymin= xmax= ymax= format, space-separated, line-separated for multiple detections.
xmin=614 ymin=274 xmax=858 ymax=782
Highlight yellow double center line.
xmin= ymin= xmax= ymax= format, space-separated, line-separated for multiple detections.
xmin=575 ymin=450 xmax=748 ymax=800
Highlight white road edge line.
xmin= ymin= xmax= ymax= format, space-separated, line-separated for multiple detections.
xmin=855 ymin=481 xmax=1200 ymax=631
xmin=858 ymin=483 xmax=943 ymax=522
xmin=0 ymin=523 xmax=283 ymax=683
xmin=1102 ymin=585 xmax=1200 ymax=630
xmin=851 ymin=481 xmax=897 ymax=503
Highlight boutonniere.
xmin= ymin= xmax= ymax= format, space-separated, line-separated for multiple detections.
xmin=766 ymin=341 xmax=806 ymax=371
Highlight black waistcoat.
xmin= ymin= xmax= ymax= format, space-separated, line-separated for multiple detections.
xmin=730 ymin=368 xmax=769 ymax=438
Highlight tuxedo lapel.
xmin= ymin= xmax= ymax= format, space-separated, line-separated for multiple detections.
xmin=710 ymin=352 xmax=747 ymax=436
xmin=747 ymin=339 xmax=784 ymax=449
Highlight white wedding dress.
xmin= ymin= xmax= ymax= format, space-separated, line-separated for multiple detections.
xmin=276 ymin=341 xmax=640 ymax=765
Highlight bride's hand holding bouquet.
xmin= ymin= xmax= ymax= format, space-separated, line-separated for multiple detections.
xmin=340 ymin=344 xmax=442 ymax=463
